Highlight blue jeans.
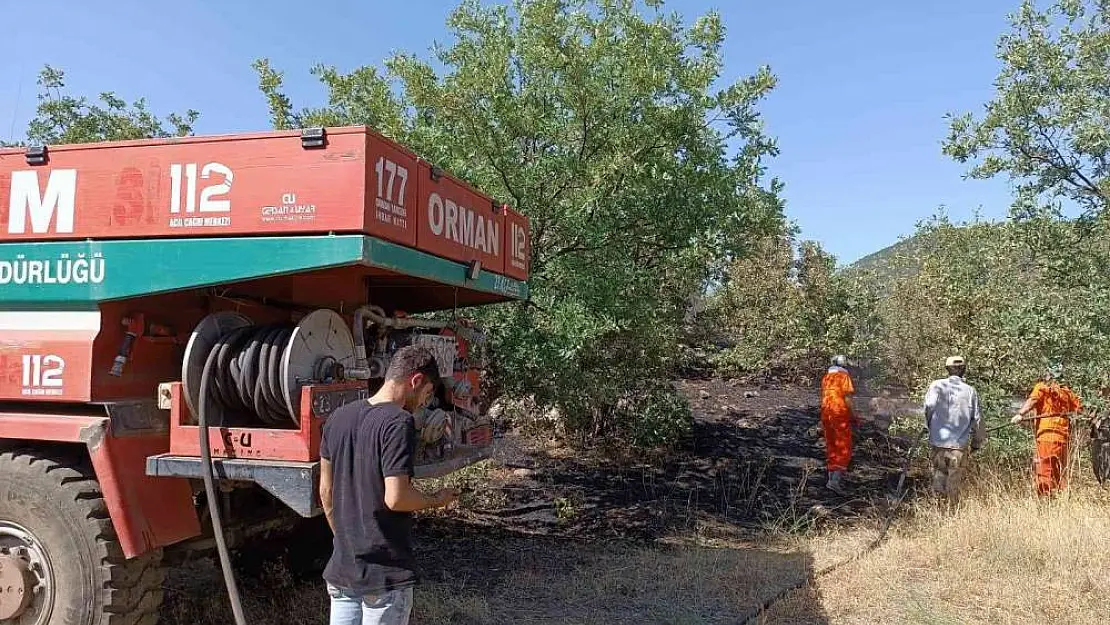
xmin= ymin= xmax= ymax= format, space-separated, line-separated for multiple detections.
xmin=327 ymin=583 xmax=413 ymax=625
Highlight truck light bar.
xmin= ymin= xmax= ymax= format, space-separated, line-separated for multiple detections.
xmin=25 ymin=145 xmax=48 ymax=166
xmin=300 ymin=127 xmax=327 ymax=149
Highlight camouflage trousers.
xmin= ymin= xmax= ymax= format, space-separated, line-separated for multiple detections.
xmin=930 ymin=446 xmax=969 ymax=498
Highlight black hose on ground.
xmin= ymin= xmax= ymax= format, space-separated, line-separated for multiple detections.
xmin=739 ymin=428 xmax=928 ymax=625
xmin=199 ymin=330 xmax=250 ymax=625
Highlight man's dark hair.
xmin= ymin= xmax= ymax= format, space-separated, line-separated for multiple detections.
xmin=946 ymin=364 xmax=967 ymax=378
xmin=384 ymin=345 xmax=443 ymax=388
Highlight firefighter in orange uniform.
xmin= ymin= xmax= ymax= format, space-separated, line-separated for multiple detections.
xmin=821 ymin=355 xmax=856 ymax=493
xmin=1012 ymin=364 xmax=1081 ymax=496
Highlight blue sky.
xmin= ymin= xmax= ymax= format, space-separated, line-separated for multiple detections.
xmin=0 ymin=0 xmax=1019 ymax=264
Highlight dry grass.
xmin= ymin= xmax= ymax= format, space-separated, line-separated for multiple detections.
xmin=163 ymin=436 xmax=1110 ymax=624
xmin=762 ymin=472 xmax=1110 ymax=625
xmin=163 ymin=480 xmax=1110 ymax=625
xmin=162 ymin=536 xmax=821 ymax=624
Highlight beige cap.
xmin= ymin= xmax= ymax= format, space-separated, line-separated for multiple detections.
xmin=945 ymin=356 xmax=966 ymax=367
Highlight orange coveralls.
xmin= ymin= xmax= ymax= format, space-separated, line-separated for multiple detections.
xmin=821 ymin=367 xmax=855 ymax=472
xmin=1026 ymin=382 xmax=1081 ymax=495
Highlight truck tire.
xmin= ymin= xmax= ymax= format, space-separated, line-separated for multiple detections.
xmin=0 ymin=449 xmax=165 ymax=625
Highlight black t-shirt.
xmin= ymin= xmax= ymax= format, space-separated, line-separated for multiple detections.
xmin=320 ymin=401 xmax=418 ymax=594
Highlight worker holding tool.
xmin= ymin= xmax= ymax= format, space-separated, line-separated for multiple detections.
xmin=923 ymin=356 xmax=984 ymax=502
xmin=319 ymin=346 xmax=460 ymax=625
xmin=821 ymin=354 xmax=856 ymax=494
xmin=1012 ymin=364 xmax=1081 ymax=496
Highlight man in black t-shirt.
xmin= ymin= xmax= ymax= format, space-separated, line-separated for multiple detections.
xmin=319 ymin=345 xmax=460 ymax=625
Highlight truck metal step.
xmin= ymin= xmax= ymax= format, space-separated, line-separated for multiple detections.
xmin=146 ymin=446 xmax=491 ymax=517
xmin=146 ymin=454 xmax=321 ymax=517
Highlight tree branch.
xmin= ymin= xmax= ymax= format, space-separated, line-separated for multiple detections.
xmin=1016 ymin=141 xmax=1107 ymax=211
xmin=452 ymin=98 xmax=525 ymax=208
xmin=1036 ymin=126 xmax=1109 ymax=207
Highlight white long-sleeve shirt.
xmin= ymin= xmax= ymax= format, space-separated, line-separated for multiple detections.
xmin=923 ymin=375 xmax=984 ymax=450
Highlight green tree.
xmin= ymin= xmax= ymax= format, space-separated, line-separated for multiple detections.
xmin=870 ymin=212 xmax=1110 ymax=460
xmin=707 ymin=234 xmax=807 ymax=378
xmin=9 ymin=65 xmax=199 ymax=146
xmin=706 ymin=234 xmax=878 ymax=382
xmin=879 ymin=215 xmax=1024 ymax=393
xmin=944 ymin=0 xmax=1110 ymax=217
xmin=254 ymin=0 xmax=785 ymax=444
xmin=796 ymin=240 xmax=837 ymax=349
xmin=824 ymin=269 xmax=887 ymax=379
xmin=939 ymin=0 xmax=1110 ymax=421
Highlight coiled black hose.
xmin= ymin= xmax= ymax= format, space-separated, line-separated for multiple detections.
xmin=206 ymin=325 xmax=296 ymax=426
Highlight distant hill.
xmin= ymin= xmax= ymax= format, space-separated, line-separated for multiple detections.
xmin=841 ymin=232 xmax=931 ymax=287
xmin=849 ymin=235 xmax=920 ymax=273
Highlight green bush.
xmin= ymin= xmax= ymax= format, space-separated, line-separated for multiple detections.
xmin=703 ymin=234 xmax=882 ymax=382
xmin=617 ymin=383 xmax=694 ymax=449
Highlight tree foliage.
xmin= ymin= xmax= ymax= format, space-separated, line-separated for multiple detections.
xmin=10 ymin=65 xmax=198 ymax=146
xmin=255 ymin=0 xmax=785 ymax=444
xmin=853 ymin=211 xmax=1110 ymax=460
xmin=944 ymin=0 xmax=1110 ymax=217
xmin=879 ymin=216 xmax=1029 ymax=395
xmin=937 ymin=0 xmax=1110 ymax=425
xmin=705 ymin=234 xmax=881 ymax=383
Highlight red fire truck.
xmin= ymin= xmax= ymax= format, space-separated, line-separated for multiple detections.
xmin=0 ymin=126 xmax=529 ymax=624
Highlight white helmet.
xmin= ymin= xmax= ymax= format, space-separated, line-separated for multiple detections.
xmin=831 ymin=355 xmax=848 ymax=367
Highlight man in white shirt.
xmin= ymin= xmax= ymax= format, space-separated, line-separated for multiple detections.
xmin=923 ymin=356 xmax=985 ymax=501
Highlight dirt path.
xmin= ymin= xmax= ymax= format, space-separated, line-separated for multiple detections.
xmin=162 ymin=380 xmax=923 ymax=624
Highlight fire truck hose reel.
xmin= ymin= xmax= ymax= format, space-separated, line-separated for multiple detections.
xmin=208 ymin=325 xmax=296 ymax=425
xmin=183 ymin=310 xmax=356 ymax=427
xmin=184 ymin=309 xmax=356 ymax=624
